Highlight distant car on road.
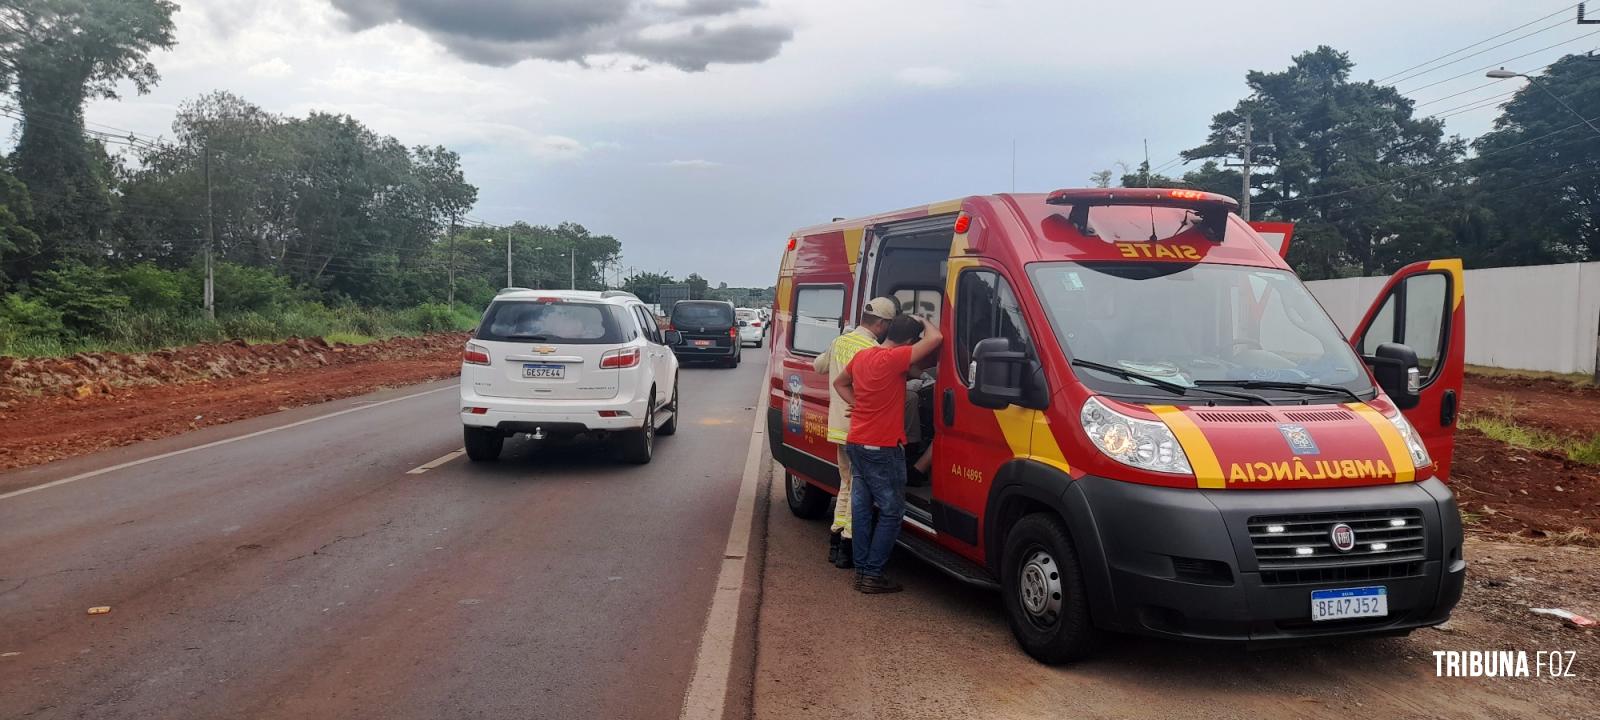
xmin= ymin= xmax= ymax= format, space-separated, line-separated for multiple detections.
xmin=736 ymin=308 xmax=765 ymax=348
xmin=669 ymin=300 xmax=742 ymax=368
xmin=460 ymin=289 xmax=681 ymax=464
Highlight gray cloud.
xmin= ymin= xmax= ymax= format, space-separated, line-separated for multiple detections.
xmin=327 ymin=0 xmax=793 ymax=71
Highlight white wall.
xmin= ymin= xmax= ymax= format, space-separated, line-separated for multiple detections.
xmin=1305 ymin=262 xmax=1600 ymax=375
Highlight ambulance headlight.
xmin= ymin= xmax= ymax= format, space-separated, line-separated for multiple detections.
xmin=1080 ymin=397 xmax=1192 ymax=475
xmin=1385 ymin=411 xmax=1433 ymax=469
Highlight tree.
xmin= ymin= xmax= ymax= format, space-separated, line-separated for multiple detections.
xmin=1471 ymin=51 xmax=1600 ymax=266
xmin=1 ymin=0 xmax=177 ymax=267
xmin=622 ymin=271 xmax=675 ymax=303
xmin=685 ymin=272 xmax=710 ymax=300
xmin=1089 ymin=170 xmax=1113 ymax=188
xmin=1182 ymin=46 xmax=1465 ymax=278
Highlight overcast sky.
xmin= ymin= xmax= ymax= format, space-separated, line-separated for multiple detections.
xmin=6 ymin=0 xmax=1594 ymax=286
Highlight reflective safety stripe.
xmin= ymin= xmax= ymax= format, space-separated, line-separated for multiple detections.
xmin=1149 ymin=405 xmax=1225 ymax=489
xmin=1345 ymin=403 xmax=1416 ymax=483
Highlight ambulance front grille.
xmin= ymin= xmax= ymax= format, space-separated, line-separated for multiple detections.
xmin=1194 ymin=411 xmax=1276 ymax=423
xmin=1247 ymin=508 xmax=1427 ymax=586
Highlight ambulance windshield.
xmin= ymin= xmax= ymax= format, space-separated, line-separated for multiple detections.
xmin=1028 ymin=262 xmax=1375 ymax=401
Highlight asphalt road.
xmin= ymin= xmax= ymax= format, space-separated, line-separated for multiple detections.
xmin=0 ymin=349 xmax=768 ymax=720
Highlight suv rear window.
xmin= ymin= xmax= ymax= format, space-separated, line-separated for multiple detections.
xmin=477 ymin=300 xmax=628 ymax=344
xmin=672 ymin=302 xmax=734 ymax=328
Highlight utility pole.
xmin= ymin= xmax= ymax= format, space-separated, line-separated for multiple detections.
xmin=505 ymin=228 xmax=513 ymax=288
xmin=1225 ymin=115 xmax=1273 ymax=220
xmin=446 ymin=218 xmax=457 ymax=305
xmin=203 ymin=142 xmax=215 ymax=320
xmin=569 ymin=248 xmax=576 ymax=290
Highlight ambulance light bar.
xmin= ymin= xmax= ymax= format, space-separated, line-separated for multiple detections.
xmin=1045 ymin=188 xmax=1240 ymax=212
xmin=1045 ymin=188 xmax=1239 ymax=242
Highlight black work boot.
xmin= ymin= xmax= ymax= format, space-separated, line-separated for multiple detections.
xmin=827 ymin=531 xmax=843 ymax=564
xmin=854 ymin=574 xmax=903 ymax=594
xmin=833 ymin=538 xmax=855 ymax=569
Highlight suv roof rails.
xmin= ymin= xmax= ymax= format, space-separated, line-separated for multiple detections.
xmin=601 ymin=290 xmax=639 ymax=300
xmin=498 ymin=286 xmax=534 ymax=294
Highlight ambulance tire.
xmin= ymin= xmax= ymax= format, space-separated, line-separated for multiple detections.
xmin=1001 ymin=513 xmax=1100 ymax=664
xmin=784 ymin=471 xmax=830 ymax=519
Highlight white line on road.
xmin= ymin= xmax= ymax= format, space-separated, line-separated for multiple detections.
xmin=680 ymin=369 xmax=770 ymax=720
xmin=0 ymin=385 xmax=457 ymax=503
xmin=407 ymin=449 xmax=466 ymax=475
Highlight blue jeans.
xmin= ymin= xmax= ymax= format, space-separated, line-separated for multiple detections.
xmin=846 ymin=444 xmax=906 ymax=578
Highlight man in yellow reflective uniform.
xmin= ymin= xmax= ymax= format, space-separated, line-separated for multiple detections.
xmin=812 ymin=296 xmax=897 ymax=568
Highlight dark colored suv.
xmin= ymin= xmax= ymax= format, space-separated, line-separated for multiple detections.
xmin=670 ymin=300 xmax=740 ymax=367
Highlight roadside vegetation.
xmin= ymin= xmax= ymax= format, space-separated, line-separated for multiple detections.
xmin=0 ymin=261 xmax=478 ymax=357
xmin=1462 ymin=400 xmax=1600 ymax=466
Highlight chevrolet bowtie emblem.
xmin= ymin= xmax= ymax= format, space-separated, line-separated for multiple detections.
xmin=534 ymin=346 xmax=556 ymax=354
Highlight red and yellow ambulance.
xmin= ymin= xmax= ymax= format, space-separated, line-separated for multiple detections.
xmin=766 ymin=188 xmax=1465 ymax=663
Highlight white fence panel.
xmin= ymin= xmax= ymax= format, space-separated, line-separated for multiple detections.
xmin=1305 ymin=262 xmax=1600 ymax=375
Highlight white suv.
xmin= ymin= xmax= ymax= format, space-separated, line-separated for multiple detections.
xmin=460 ymin=290 xmax=680 ymax=464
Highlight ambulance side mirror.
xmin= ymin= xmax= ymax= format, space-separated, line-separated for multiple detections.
xmin=1366 ymin=342 xmax=1421 ymax=410
xmin=968 ymin=338 xmax=1047 ymax=410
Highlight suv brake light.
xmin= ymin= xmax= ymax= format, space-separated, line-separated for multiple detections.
xmin=463 ymin=342 xmax=491 ymax=366
xmin=728 ymin=326 xmax=738 ymax=338
xmin=600 ymin=347 xmax=640 ymax=369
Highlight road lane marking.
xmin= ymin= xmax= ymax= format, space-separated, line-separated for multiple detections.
xmin=407 ymin=449 xmax=466 ymax=475
xmin=0 ymin=385 xmax=457 ymax=503
xmin=680 ymin=369 xmax=769 ymax=720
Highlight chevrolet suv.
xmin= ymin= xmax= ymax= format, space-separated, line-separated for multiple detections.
xmin=460 ymin=290 xmax=680 ymax=464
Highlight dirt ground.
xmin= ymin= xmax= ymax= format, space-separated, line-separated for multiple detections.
xmin=0 ymin=333 xmax=467 ymax=473
xmin=1463 ymin=374 xmax=1600 ymax=439
xmin=753 ymin=475 xmax=1599 ymax=720
xmin=1454 ymin=376 xmax=1600 ymax=541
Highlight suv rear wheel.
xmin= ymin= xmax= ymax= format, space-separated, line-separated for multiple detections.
xmin=1001 ymin=513 xmax=1100 ymax=664
xmin=463 ymin=427 xmax=504 ymax=462
xmin=618 ymin=394 xmax=655 ymax=464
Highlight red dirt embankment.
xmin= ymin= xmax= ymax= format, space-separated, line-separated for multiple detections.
xmin=0 ymin=334 xmax=466 ymax=471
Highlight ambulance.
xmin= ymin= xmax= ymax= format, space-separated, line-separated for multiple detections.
xmin=766 ymin=188 xmax=1465 ymax=663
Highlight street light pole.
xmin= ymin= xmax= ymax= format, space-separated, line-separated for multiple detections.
xmin=570 ymin=250 xmax=576 ymax=290
xmin=505 ymin=228 xmax=513 ymax=288
xmin=1486 ymin=68 xmax=1600 ymax=138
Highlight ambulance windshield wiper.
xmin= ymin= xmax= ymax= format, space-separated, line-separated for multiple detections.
xmin=1070 ymin=359 xmax=1271 ymax=405
xmin=1192 ymin=379 xmax=1363 ymax=403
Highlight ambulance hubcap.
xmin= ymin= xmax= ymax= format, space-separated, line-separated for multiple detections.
xmin=787 ymin=474 xmax=806 ymax=504
xmin=1019 ymin=549 xmax=1062 ymax=627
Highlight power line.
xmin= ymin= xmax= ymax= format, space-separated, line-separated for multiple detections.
xmin=1374 ymin=3 xmax=1579 ymax=83
xmin=1398 ymin=29 xmax=1600 ymax=94
xmin=1384 ymin=14 xmax=1578 ymax=86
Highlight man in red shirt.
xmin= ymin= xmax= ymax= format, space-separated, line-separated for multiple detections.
xmin=833 ymin=314 xmax=942 ymax=593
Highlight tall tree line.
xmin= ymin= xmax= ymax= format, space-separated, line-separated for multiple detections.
xmin=1109 ymin=46 xmax=1599 ymax=279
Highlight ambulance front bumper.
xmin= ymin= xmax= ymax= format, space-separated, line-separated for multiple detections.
xmin=1071 ymin=476 xmax=1466 ymax=643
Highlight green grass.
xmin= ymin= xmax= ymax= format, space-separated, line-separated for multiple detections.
xmin=0 ymin=302 xmax=479 ymax=358
xmin=1462 ymin=412 xmax=1600 ymax=465
xmin=322 ymin=331 xmax=377 ymax=346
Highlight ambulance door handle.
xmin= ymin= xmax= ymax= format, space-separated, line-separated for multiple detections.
xmin=942 ymin=388 xmax=955 ymax=426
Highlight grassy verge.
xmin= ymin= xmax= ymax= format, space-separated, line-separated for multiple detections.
xmin=1466 ymin=364 xmax=1595 ymax=386
xmin=1462 ymin=412 xmax=1600 ymax=465
xmin=1 ymin=302 xmax=480 ymax=358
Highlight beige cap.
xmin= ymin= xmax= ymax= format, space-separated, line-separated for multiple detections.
xmin=862 ymin=297 xmax=899 ymax=321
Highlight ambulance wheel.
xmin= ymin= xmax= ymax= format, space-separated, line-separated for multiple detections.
xmin=784 ymin=471 xmax=830 ymax=519
xmin=463 ymin=427 xmax=503 ymax=462
xmin=1001 ymin=513 xmax=1100 ymax=664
